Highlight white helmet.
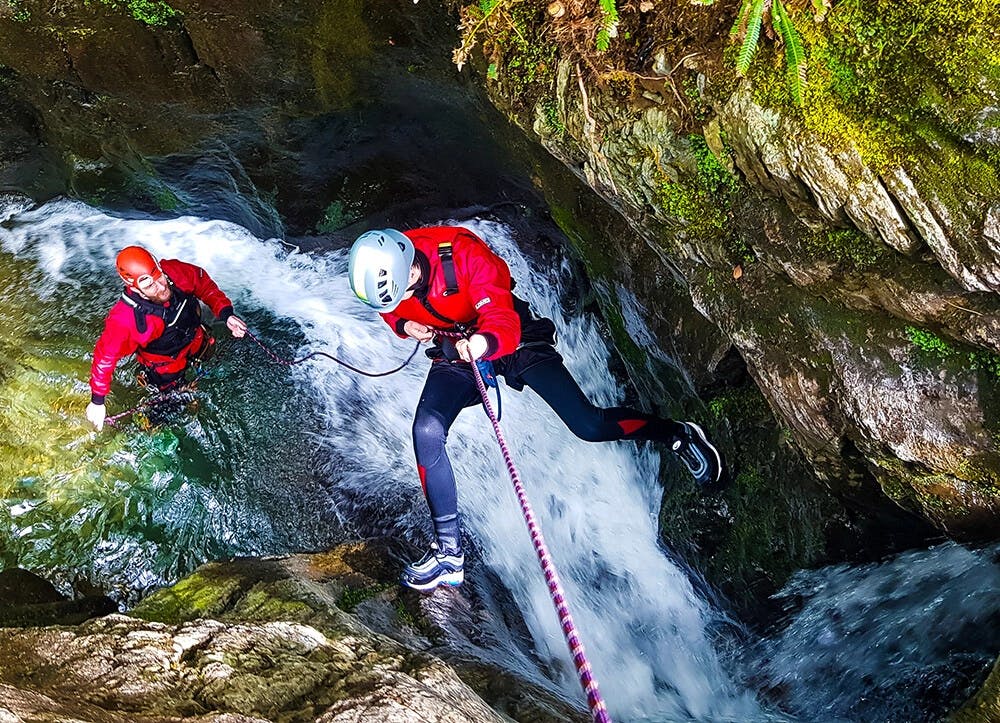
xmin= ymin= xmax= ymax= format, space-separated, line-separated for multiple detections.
xmin=348 ymin=228 xmax=415 ymax=312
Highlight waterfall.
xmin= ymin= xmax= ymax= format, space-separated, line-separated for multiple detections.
xmin=2 ymin=196 xmax=995 ymax=721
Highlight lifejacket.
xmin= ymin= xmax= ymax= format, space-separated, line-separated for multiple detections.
xmin=121 ymin=281 xmax=205 ymax=370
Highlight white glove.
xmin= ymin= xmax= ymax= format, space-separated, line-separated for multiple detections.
xmin=459 ymin=334 xmax=489 ymax=362
xmin=86 ymin=402 xmax=106 ymax=431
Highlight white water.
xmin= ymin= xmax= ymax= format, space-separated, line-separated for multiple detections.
xmin=3 ymin=197 xmax=997 ymax=722
xmin=753 ymin=541 xmax=1000 ymax=722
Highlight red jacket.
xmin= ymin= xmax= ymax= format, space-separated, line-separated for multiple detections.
xmin=380 ymin=227 xmax=521 ymax=360
xmin=89 ymin=259 xmax=234 ymax=402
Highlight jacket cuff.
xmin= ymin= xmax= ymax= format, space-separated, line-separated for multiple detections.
xmin=480 ymin=333 xmax=499 ymax=359
xmin=395 ymin=318 xmax=409 ymax=336
xmin=90 ymin=393 xmax=106 ymax=405
xmin=218 ymin=306 xmax=234 ymax=322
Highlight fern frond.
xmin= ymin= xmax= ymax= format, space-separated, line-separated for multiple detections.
xmin=736 ymin=0 xmax=766 ymax=75
xmin=597 ymin=0 xmax=618 ymax=52
xmin=773 ymin=0 xmax=806 ymax=105
xmin=730 ymin=0 xmax=752 ymax=38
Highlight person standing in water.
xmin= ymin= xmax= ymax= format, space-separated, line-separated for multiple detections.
xmin=85 ymin=245 xmax=247 ymax=431
xmin=348 ymin=226 xmax=723 ymax=591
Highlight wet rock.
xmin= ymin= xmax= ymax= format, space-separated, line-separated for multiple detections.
xmin=951 ymin=654 xmax=1000 ymax=723
xmin=0 ymin=543 xmax=585 ymax=722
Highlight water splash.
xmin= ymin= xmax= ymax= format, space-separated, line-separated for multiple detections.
xmin=752 ymin=541 xmax=1000 ymax=722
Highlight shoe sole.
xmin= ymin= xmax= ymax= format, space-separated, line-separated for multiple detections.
xmin=685 ymin=422 xmax=722 ymax=484
xmin=400 ymin=569 xmax=464 ymax=592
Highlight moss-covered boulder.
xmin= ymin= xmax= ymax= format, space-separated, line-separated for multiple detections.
xmin=0 ymin=540 xmax=586 ymax=722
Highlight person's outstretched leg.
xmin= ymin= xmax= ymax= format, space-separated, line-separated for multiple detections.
xmin=520 ymin=359 xmax=722 ymax=485
xmin=403 ymin=362 xmax=480 ymax=591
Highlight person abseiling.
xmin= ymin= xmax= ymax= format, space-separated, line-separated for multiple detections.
xmin=348 ymin=226 xmax=724 ymax=592
xmin=85 ymin=245 xmax=248 ymax=431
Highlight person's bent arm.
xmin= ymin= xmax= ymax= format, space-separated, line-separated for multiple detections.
xmin=161 ymin=259 xmax=243 ymax=333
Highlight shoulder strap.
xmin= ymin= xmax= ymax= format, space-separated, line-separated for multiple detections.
xmin=120 ymin=292 xmax=149 ymax=334
xmin=438 ymin=241 xmax=459 ymax=297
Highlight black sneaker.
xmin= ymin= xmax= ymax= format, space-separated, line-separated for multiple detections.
xmin=400 ymin=543 xmax=464 ymax=592
xmin=671 ymin=422 xmax=722 ymax=486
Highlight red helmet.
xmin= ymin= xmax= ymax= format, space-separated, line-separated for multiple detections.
xmin=116 ymin=246 xmax=163 ymax=290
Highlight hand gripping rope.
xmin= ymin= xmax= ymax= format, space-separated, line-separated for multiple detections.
xmin=469 ymin=356 xmax=612 ymax=723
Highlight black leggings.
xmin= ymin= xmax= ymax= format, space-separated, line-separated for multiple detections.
xmin=411 ymin=355 xmax=682 ymax=522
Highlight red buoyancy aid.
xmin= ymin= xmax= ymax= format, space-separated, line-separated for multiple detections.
xmin=379 ymin=227 xmax=522 ymax=360
xmin=89 ymin=258 xmax=235 ymax=400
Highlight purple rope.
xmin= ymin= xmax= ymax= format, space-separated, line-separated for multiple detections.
xmin=470 ymin=359 xmax=613 ymax=723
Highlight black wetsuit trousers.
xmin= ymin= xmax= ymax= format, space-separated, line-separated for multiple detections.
xmin=412 ymin=350 xmax=684 ymax=525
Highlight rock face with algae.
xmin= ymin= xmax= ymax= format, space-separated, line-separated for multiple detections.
xmin=473 ymin=0 xmax=1000 ymax=540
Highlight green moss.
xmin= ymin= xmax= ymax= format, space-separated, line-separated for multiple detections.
xmin=747 ymin=0 xmax=1000 ymax=186
xmin=547 ymin=201 xmax=612 ymax=278
xmin=905 ymin=325 xmax=1000 ymax=382
xmin=466 ymin=0 xmax=557 ymax=109
xmin=6 ymin=1 xmax=30 ymax=21
xmin=497 ymin=3 xmax=557 ymax=105
xmin=600 ymin=298 xmax=648 ymax=371
xmin=804 ymin=227 xmax=892 ymax=272
xmin=233 ymin=583 xmax=316 ymax=622
xmin=539 ymin=97 xmax=565 ymax=137
xmin=690 ymin=134 xmax=739 ymax=201
xmin=282 ymin=0 xmax=371 ymax=111
xmin=336 ymin=582 xmax=393 ymax=613
xmin=707 ymin=385 xmax=770 ymax=422
xmin=130 ymin=566 xmax=246 ymax=623
xmin=393 ymin=600 xmax=418 ymax=628
xmin=649 ymin=134 xmax=743 ymax=244
xmin=662 ymin=379 xmax=838 ymax=610
xmin=151 ymin=184 xmax=181 ymax=211
xmin=316 ymin=200 xmax=360 ymax=234
xmin=906 ymin=326 xmax=955 ymax=359
xmin=94 ymin=0 xmax=180 ymax=26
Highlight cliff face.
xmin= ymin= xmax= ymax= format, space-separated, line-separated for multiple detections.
xmin=467 ymin=0 xmax=1000 ymax=539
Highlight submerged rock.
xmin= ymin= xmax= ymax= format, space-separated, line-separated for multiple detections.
xmin=0 ymin=567 xmax=116 ymax=627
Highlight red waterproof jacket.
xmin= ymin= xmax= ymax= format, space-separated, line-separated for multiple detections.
xmin=89 ymin=259 xmax=234 ymax=402
xmin=380 ymin=227 xmax=521 ymax=360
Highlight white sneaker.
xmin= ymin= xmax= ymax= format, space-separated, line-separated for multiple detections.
xmin=400 ymin=543 xmax=464 ymax=591
xmin=671 ymin=421 xmax=723 ymax=485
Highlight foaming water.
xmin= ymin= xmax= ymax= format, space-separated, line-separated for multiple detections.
xmin=753 ymin=542 xmax=1000 ymax=722
xmin=0 ymin=199 xmax=760 ymax=718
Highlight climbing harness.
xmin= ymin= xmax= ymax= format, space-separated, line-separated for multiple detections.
xmin=245 ymin=329 xmax=421 ymax=376
xmin=469 ymin=359 xmax=611 ymax=723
